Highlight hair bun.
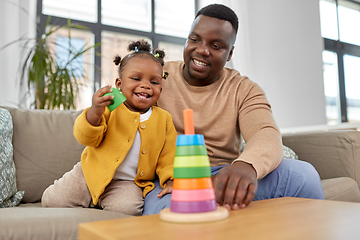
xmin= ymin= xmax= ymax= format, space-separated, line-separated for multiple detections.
xmin=128 ymin=39 xmax=151 ymax=52
xmin=113 ymin=56 xmax=121 ymax=65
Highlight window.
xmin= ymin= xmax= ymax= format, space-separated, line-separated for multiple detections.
xmin=42 ymin=0 xmax=97 ymax=22
xmin=322 ymin=50 xmax=339 ymax=125
xmin=44 ymin=26 xmax=95 ymax=110
xmin=154 ymin=0 xmax=195 ymax=38
xmin=319 ymin=0 xmax=360 ymax=124
xmin=343 ymin=54 xmax=360 ymax=122
xmin=39 ymin=0 xmax=196 ymax=110
xmin=101 ymin=0 xmax=152 ymax=32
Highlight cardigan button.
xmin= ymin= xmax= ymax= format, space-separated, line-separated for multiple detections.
xmin=140 ymin=171 xmax=144 ymax=177
xmin=140 ymin=124 xmax=146 ymax=129
xmin=142 ymin=149 xmax=146 ymax=154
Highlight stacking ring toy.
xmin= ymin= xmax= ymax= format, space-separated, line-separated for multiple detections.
xmin=159 ymin=109 xmax=228 ymax=223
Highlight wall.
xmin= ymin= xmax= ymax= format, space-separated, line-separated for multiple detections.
xmin=238 ymin=0 xmax=327 ymax=129
xmin=0 ymin=0 xmax=36 ymax=108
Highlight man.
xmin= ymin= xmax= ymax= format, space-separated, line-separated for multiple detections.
xmin=143 ymin=4 xmax=324 ymax=215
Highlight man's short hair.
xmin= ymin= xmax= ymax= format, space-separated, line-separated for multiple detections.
xmin=196 ymin=4 xmax=239 ymax=34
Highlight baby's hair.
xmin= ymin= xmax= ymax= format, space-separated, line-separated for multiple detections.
xmin=113 ymin=39 xmax=169 ymax=79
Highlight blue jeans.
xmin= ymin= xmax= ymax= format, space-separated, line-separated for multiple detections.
xmin=142 ymin=159 xmax=325 ymax=215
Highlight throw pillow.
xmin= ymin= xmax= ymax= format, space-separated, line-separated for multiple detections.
xmin=0 ymin=108 xmax=24 ymax=207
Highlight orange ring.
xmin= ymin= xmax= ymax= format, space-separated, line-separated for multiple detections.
xmin=173 ymin=178 xmax=213 ymax=190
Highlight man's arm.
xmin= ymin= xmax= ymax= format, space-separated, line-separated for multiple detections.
xmin=213 ymin=82 xmax=282 ymax=210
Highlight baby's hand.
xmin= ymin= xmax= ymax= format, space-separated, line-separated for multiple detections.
xmin=86 ymin=85 xmax=114 ymax=126
xmin=91 ymin=85 xmax=114 ymax=114
xmin=157 ymin=180 xmax=173 ymax=198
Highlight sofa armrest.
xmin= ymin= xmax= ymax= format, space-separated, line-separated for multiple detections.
xmin=282 ymin=130 xmax=360 ymax=186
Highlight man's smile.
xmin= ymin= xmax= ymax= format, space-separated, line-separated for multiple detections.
xmin=193 ymin=58 xmax=209 ymax=67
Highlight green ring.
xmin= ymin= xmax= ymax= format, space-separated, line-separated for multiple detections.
xmin=104 ymin=88 xmax=127 ymax=111
xmin=174 ymin=155 xmax=210 ymax=168
xmin=175 ymin=145 xmax=208 ymax=156
xmin=174 ymin=166 xmax=211 ymax=179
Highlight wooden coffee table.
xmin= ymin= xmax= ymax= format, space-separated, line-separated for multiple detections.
xmin=79 ymin=197 xmax=360 ymax=240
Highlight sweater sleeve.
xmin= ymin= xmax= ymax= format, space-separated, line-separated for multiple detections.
xmin=235 ymin=82 xmax=283 ymax=179
xmin=73 ymin=107 xmax=109 ymax=147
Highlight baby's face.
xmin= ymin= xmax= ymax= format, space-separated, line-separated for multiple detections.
xmin=117 ymin=57 xmax=163 ymax=114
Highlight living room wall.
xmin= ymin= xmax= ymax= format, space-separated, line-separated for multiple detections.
xmin=0 ymin=0 xmax=327 ymax=129
xmin=245 ymin=1 xmax=327 ymax=129
xmin=0 ymin=0 xmax=36 ymax=109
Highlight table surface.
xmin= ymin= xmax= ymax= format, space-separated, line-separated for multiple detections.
xmin=78 ymin=197 xmax=360 ymax=240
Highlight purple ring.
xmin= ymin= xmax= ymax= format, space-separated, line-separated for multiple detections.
xmin=170 ymin=200 xmax=217 ymax=213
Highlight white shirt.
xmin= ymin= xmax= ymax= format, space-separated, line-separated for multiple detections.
xmin=112 ymin=107 xmax=152 ymax=180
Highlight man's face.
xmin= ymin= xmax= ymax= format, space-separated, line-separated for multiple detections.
xmin=183 ymin=15 xmax=236 ymax=86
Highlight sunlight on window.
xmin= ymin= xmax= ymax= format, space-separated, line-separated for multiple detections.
xmin=158 ymin=41 xmax=184 ymax=62
xmin=56 ymin=37 xmax=84 ymax=78
xmin=42 ymin=0 xmax=97 ymax=22
xmin=47 ymin=27 xmax=95 ymax=110
xmin=155 ymin=0 xmax=195 ymax=38
xmin=322 ymin=50 xmax=339 ymax=124
xmin=338 ymin=6 xmax=360 ymax=46
xmin=344 ymin=55 xmax=360 ymax=122
xmin=319 ymin=0 xmax=339 ymax=40
xmin=102 ymin=0 xmax=151 ymax=32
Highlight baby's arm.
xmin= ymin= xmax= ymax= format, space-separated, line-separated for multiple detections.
xmin=86 ymin=85 xmax=114 ymax=126
xmin=157 ymin=179 xmax=173 ymax=198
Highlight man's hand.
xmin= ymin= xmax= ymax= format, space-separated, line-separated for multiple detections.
xmin=213 ymin=161 xmax=257 ymax=210
xmin=157 ymin=180 xmax=173 ymax=198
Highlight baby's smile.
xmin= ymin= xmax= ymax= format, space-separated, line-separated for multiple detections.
xmin=135 ymin=92 xmax=152 ymax=99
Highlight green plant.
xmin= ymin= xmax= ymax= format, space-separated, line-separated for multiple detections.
xmin=1 ymin=15 xmax=100 ymax=109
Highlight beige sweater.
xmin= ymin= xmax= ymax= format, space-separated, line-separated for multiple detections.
xmin=158 ymin=61 xmax=282 ymax=179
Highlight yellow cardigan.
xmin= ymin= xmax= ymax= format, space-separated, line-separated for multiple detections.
xmin=73 ymin=104 xmax=177 ymax=205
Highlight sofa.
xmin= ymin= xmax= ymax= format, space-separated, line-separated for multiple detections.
xmin=282 ymin=130 xmax=360 ymax=202
xmin=0 ymin=106 xmax=360 ymax=240
xmin=0 ymin=107 xmax=131 ymax=240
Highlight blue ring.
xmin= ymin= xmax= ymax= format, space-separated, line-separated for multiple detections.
xmin=176 ymin=134 xmax=205 ymax=146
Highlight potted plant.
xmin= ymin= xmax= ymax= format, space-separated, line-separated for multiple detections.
xmin=1 ymin=16 xmax=100 ymax=110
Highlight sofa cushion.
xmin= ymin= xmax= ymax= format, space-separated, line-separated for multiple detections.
xmin=0 ymin=108 xmax=24 ymax=207
xmin=2 ymin=107 xmax=85 ymax=203
xmin=322 ymin=177 xmax=360 ymax=202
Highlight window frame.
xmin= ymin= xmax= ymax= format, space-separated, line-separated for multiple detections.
xmin=36 ymin=0 xmax=198 ymax=92
xmin=323 ymin=0 xmax=360 ymax=122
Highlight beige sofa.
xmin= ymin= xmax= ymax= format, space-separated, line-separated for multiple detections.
xmin=0 ymin=107 xmax=131 ymax=240
xmin=0 ymin=106 xmax=360 ymax=240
